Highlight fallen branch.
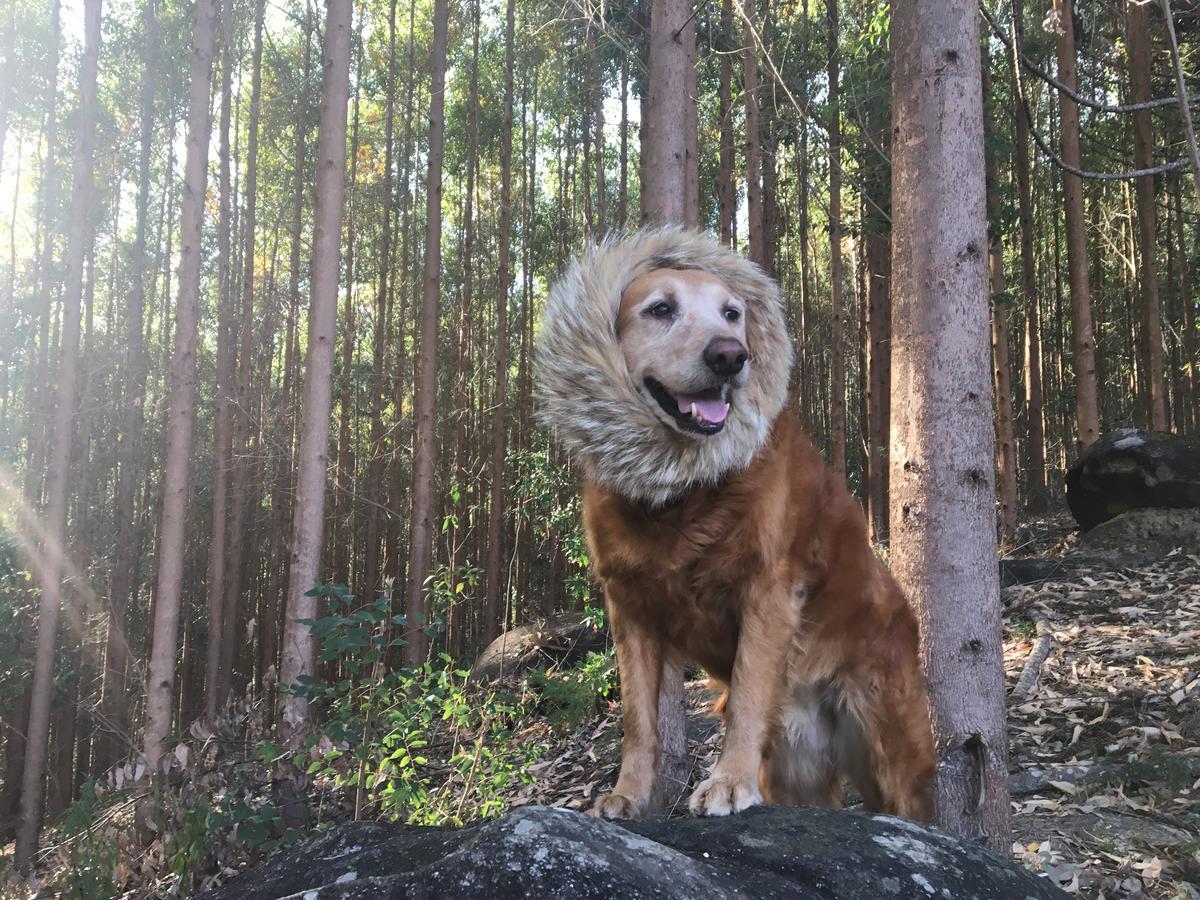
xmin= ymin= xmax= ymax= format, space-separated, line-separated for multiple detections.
xmin=1012 ymin=618 xmax=1054 ymax=699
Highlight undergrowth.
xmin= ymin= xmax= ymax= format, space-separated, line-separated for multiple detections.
xmin=7 ymin=580 xmax=613 ymax=898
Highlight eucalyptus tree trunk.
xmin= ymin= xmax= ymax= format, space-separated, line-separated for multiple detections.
xmin=742 ymin=0 xmax=764 ymax=262
xmin=983 ymin=46 xmax=1017 ymax=548
xmin=641 ymin=0 xmax=693 ymax=225
xmin=100 ymin=0 xmax=157 ymax=772
xmin=1125 ymin=0 xmax=1167 ymax=430
xmin=634 ymin=0 xmax=692 ymax=815
xmin=1011 ymin=0 xmax=1046 ymax=509
xmin=1053 ymin=0 xmax=1100 ymax=449
xmin=14 ymin=0 xmax=102 ymax=870
xmin=280 ymin=0 xmax=354 ymax=732
xmin=404 ymin=0 xmax=449 ymax=667
xmin=827 ymin=0 xmax=845 ymax=476
xmin=891 ymin=0 xmax=1010 ymax=850
xmin=141 ymin=0 xmax=216 ymax=774
xmin=717 ymin=0 xmax=735 ymax=247
xmin=484 ymin=0 xmax=516 ymax=646
xmin=204 ymin=0 xmax=236 ymax=719
xmin=220 ymin=0 xmax=267 ymax=702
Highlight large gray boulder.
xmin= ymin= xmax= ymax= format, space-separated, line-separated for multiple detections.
xmin=204 ymin=804 xmax=1062 ymax=899
xmin=1065 ymin=428 xmax=1200 ymax=531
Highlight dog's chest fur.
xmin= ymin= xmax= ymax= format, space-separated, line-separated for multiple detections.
xmin=582 ymin=415 xmax=823 ymax=681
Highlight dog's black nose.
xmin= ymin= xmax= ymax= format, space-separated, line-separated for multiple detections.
xmin=704 ymin=338 xmax=748 ymax=376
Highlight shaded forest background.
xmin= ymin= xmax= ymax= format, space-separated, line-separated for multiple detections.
xmin=0 ymin=0 xmax=1198 ymax=886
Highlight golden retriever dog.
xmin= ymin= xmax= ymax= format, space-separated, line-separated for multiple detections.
xmin=534 ymin=228 xmax=935 ymax=821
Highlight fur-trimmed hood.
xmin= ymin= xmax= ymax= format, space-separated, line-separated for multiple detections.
xmin=534 ymin=228 xmax=794 ymax=506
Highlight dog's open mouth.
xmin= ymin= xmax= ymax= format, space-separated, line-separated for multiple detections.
xmin=644 ymin=378 xmax=731 ymax=435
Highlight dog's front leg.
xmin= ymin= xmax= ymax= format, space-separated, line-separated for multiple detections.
xmin=592 ymin=599 xmax=662 ymax=820
xmin=689 ymin=583 xmax=796 ymax=816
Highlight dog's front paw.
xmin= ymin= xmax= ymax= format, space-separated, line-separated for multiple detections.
xmin=591 ymin=791 xmax=646 ymax=820
xmin=688 ymin=772 xmax=762 ymax=817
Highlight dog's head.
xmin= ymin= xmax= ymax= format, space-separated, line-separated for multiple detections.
xmin=618 ymin=267 xmax=749 ymax=437
xmin=535 ymin=228 xmax=793 ymax=506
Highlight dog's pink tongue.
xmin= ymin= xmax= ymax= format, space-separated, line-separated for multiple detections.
xmin=676 ymin=394 xmax=729 ymax=424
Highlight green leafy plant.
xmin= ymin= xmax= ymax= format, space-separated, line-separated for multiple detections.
xmin=526 ymin=649 xmax=616 ymax=727
xmin=291 ymin=585 xmax=546 ymax=826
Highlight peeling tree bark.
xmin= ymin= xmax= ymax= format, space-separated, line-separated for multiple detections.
xmin=890 ymin=0 xmax=1011 ymax=850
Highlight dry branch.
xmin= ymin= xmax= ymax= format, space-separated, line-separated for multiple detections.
xmin=1011 ymin=618 xmax=1054 ymax=700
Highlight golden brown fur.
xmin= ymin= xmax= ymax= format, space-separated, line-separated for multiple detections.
xmin=534 ymin=229 xmax=934 ymax=821
xmin=585 ymin=413 xmax=935 ymax=820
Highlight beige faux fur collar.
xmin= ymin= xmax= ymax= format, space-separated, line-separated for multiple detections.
xmin=535 ymin=228 xmax=794 ymax=506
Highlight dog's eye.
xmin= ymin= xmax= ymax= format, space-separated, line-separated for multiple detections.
xmin=723 ymin=307 xmax=741 ymax=322
xmin=647 ymin=301 xmax=674 ymax=319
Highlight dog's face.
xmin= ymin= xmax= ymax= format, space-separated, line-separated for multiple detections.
xmin=617 ymin=267 xmax=750 ymax=437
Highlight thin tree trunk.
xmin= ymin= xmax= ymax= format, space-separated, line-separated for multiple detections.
xmin=14 ymin=0 xmax=101 ymax=869
xmin=100 ymin=0 xmax=156 ymax=771
xmin=484 ymin=0 xmax=516 ymax=646
xmin=220 ymin=0 xmax=267 ymax=701
xmin=404 ymin=0 xmax=449 ymax=667
xmin=279 ymin=0 xmax=353 ymax=731
xmin=1053 ymin=0 xmax=1100 ymax=449
xmin=1126 ymin=0 xmax=1167 ymax=430
xmin=1174 ymin=184 xmax=1198 ymax=427
xmin=743 ymin=0 xmax=764 ymax=263
xmin=1011 ymin=0 xmax=1046 ymax=509
xmin=618 ymin=56 xmax=629 ymax=229
xmin=204 ymin=0 xmax=236 ymax=719
xmin=827 ymin=0 xmax=845 ymax=475
xmin=983 ymin=45 xmax=1018 ymax=547
xmin=141 ymin=0 xmax=215 ymax=774
xmin=363 ymin=0 xmax=398 ymax=606
xmin=718 ymin=0 xmax=735 ymax=247
xmin=891 ymin=0 xmax=1010 ymax=850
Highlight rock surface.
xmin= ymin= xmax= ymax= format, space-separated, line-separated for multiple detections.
xmin=1065 ymin=428 xmax=1200 ymax=531
xmin=470 ymin=615 xmax=609 ymax=681
xmin=1076 ymin=506 xmax=1200 ymax=565
xmin=204 ymin=804 xmax=1062 ymax=899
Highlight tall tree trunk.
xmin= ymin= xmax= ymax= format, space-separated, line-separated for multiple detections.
xmin=279 ymin=0 xmax=353 ymax=731
xmin=1175 ymin=184 xmax=1198 ymax=428
xmin=484 ymin=0 xmax=516 ymax=646
xmin=592 ymin=10 xmax=607 ymax=236
xmin=220 ymin=0 xmax=267 ymax=701
xmin=363 ymin=0 xmax=398 ymax=606
xmin=204 ymin=0 xmax=237 ymax=719
xmin=1053 ymin=0 xmax=1100 ymax=449
xmin=141 ymin=0 xmax=215 ymax=774
xmin=742 ymin=0 xmax=764 ymax=262
xmin=635 ymin=0 xmax=692 ymax=815
xmin=641 ymin=0 xmax=693 ymax=225
xmin=1011 ymin=0 xmax=1046 ymax=509
xmin=618 ymin=56 xmax=629 ymax=229
xmin=100 ymin=0 xmax=156 ymax=772
xmin=891 ymin=0 xmax=1010 ymax=850
xmin=25 ymin=0 xmax=62 ymax=508
xmin=1126 ymin=0 xmax=1168 ymax=430
xmin=717 ymin=0 xmax=735 ymax=247
xmin=827 ymin=0 xmax=845 ymax=475
xmin=983 ymin=46 xmax=1018 ymax=548
xmin=14 ymin=0 xmax=101 ymax=869
xmin=404 ymin=0 xmax=449 ymax=667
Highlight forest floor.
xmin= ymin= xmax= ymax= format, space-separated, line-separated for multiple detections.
xmin=5 ymin=514 xmax=1198 ymax=899
xmin=497 ymin=514 xmax=1200 ymax=899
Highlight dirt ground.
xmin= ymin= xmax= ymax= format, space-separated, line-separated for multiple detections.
xmin=503 ymin=513 xmax=1200 ymax=899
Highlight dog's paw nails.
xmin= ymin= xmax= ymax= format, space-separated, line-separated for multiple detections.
xmin=591 ymin=792 xmax=643 ymax=820
xmin=688 ymin=773 xmax=762 ymax=817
